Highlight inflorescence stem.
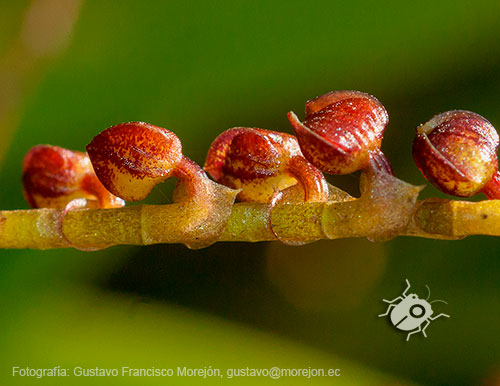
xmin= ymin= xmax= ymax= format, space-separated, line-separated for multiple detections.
xmin=1 ymin=199 xmax=500 ymax=250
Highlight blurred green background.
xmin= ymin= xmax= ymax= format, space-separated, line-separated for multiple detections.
xmin=1 ymin=1 xmax=500 ymax=385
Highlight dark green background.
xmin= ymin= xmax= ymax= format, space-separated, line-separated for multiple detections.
xmin=1 ymin=1 xmax=500 ymax=385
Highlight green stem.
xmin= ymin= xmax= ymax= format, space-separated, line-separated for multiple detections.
xmin=4 ymin=197 xmax=500 ymax=250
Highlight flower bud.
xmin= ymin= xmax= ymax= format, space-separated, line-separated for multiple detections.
xmin=412 ymin=110 xmax=500 ymax=198
xmin=22 ymin=145 xmax=124 ymax=209
xmin=86 ymin=122 xmax=183 ymax=201
xmin=288 ymin=90 xmax=392 ymax=175
xmin=204 ymin=127 xmax=329 ymax=203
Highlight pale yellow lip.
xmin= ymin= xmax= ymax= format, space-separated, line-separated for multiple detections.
xmin=417 ymin=120 xmax=435 ymax=135
xmin=417 ymin=111 xmax=454 ymax=135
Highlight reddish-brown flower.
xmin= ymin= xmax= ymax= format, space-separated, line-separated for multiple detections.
xmin=204 ymin=127 xmax=329 ymax=203
xmin=22 ymin=145 xmax=124 ymax=209
xmin=86 ymin=122 xmax=184 ymax=201
xmin=288 ymin=90 xmax=393 ymax=175
xmin=86 ymin=122 xmax=240 ymax=249
xmin=413 ymin=110 xmax=500 ymax=198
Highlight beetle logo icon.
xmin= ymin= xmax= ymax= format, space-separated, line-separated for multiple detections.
xmin=379 ymin=279 xmax=450 ymax=341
